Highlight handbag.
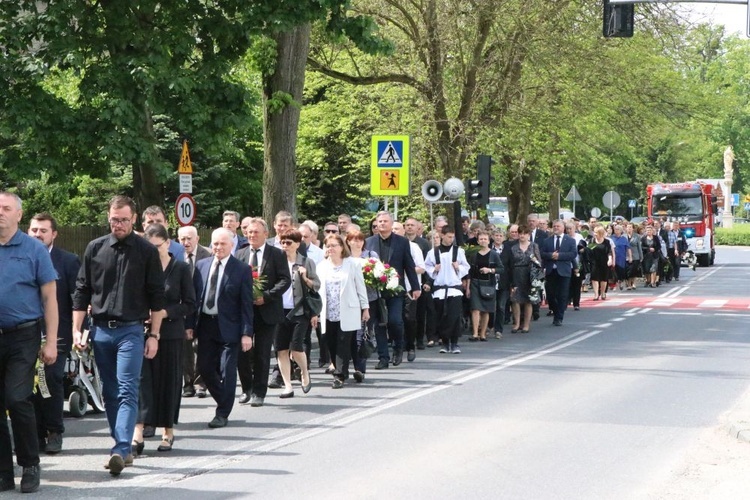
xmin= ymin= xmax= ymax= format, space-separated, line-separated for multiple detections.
xmin=358 ymin=325 xmax=376 ymax=359
xmin=479 ymin=282 xmax=495 ymax=299
xmin=302 ymin=283 xmax=323 ymax=317
xmin=376 ymin=295 xmax=388 ymax=327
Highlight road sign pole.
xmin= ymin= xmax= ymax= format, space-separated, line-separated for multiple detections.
xmin=394 ymin=196 xmax=399 ymax=220
xmin=384 ymin=197 xmax=388 ymax=213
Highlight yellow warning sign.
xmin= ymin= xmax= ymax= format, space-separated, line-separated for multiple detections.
xmin=380 ymin=170 xmax=400 ymax=191
xmin=178 ymin=140 xmax=193 ymax=174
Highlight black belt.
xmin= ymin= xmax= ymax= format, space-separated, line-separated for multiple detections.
xmin=433 ymin=285 xmax=463 ymax=291
xmin=200 ymin=313 xmax=219 ymax=320
xmin=94 ymin=319 xmax=142 ymax=329
xmin=0 ymin=318 xmax=41 ymax=335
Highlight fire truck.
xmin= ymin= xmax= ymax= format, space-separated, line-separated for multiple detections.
xmin=646 ymin=182 xmax=717 ymax=267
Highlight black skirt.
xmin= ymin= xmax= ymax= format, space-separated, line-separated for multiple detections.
xmin=139 ymin=338 xmax=184 ymax=428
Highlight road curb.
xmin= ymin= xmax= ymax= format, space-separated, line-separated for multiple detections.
xmin=725 ymin=384 xmax=750 ymax=444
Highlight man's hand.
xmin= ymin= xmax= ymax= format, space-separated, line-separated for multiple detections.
xmin=40 ymin=342 xmax=57 ymax=365
xmin=410 ymin=290 xmax=421 ymax=300
xmin=452 ymin=261 xmax=460 ymax=271
xmin=73 ymin=330 xmax=86 ymax=351
xmin=254 ymin=297 xmax=265 ymax=306
xmin=185 ymin=329 xmax=194 ymax=340
xmin=144 ymin=337 xmax=158 ymax=359
xmin=241 ymin=336 xmax=253 ymax=352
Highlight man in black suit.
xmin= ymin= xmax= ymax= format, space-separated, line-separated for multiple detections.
xmin=540 ymin=220 xmax=578 ymax=326
xmin=236 ymin=218 xmax=291 ymax=407
xmin=28 ymin=213 xmax=80 ymax=455
xmin=177 ymin=225 xmax=212 ymax=398
xmin=365 ymin=211 xmax=420 ymax=369
xmin=194 ymin=228 xmax=254 ymax=428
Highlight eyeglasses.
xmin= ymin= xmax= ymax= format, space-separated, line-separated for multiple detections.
xmin=280 ymin=240 xmax=294 ymax=245
xmin=326 ymin=243 xmax=340 ymax=249
xmin=324 ymin=229 xmax=339 ymax=234
xmin=109 ymin=218 xmax=132 ymax=226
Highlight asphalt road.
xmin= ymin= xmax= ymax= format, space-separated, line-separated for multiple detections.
xmin=16 ymin=246 xmax=750 ymax=499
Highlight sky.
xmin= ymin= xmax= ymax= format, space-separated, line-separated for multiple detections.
xmin=682 ymin=2 xmax=748 ymax=35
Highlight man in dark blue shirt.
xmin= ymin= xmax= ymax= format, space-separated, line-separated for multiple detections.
xmin=0 ymin=192 xmax=59 ymax=494
xmin=73 ymin=195 xmax=166 ymax=476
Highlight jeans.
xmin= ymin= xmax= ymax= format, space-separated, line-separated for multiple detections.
xmin=493 ymin=289 xmax=510 ymax=332
xmin=375 ymin=295 xmax=404 ymax=361
xmin=0 ymin=323 xmax=42 ymax=476
xmin=92 ymin=323 xmax=144 ymax=458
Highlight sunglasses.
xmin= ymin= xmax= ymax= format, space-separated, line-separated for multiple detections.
xmin=324 ymin=229 xmax=339 ymax=234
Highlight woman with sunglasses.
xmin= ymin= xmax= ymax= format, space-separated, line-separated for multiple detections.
xmin=132 ymin=224 xmax=195 ymax=454
xmin=276 ymin=230 xmax=320 ymax=397
xmin=317 ymin=234 xmax=370 ymax=388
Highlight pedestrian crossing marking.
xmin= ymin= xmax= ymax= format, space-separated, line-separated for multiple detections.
xmin=378 ymin=141 xmax=402 ymax=165
xmin=698 ymin=299 xmax=727 ymax=308
xmin=583 ymin=295 xmax=750 ymax=311
xmin=649 ymin=298 xmax=680 ymax=307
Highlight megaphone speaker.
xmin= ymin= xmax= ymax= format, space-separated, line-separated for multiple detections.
xmin=422 ymin=180 xmax=443 ymax=202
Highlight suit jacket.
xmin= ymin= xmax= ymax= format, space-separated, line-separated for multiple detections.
xmin=232 ymin=235 xmax=249 ymax=255
xmin=530 ymin=228 xmax=547 ymax=246
xmin=317 ymin=257 xmax=369 ymax=333
xmin=194 ymin=255 xmax=253 ymax=344
xmin=236 ymin=244 xmax=292 ymax=325
xmin=540 ymin=233 xmax=577 ymax=278
xmin=50 ymin=246 xmax=81 ymax=346
xmin=194 ymin=245 xmax=212 ymax=262
xmin=364 ymin=233 xmax=419 ymax=291
xmin=289 ymin=254 xmax=321 ymax=317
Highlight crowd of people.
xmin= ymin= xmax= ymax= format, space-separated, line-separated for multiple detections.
xmin=0 ymin=190 xmax=689 ymax=491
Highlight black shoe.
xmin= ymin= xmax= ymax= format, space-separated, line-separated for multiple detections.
xmin=416 ymin=341 xmax=425 ymax=350
xmin=0 ymin=476 xmax=14 ymax=492
xmin=142 ymin=425 xmax=155 ymax=439
xmin=317 ymin=359 xmax=327 ymax=368
xmin=238 ymin=392 xmax=251 ymax=405
xmin=196 ymin=387 xmax=207 ymax=398
xmin=532 ymin=313 xmax=540 ymax=321
xmin=268 ymin=377 xmax=283 ymax=389
xmin=375 ymin=359 xmax=389 ymax=370
xmin=546 ymin=311 xmax=554 ymax=317
xmin=407 ymin=349 xmax=416 ymax=362
xmin=208 ymin=415 xmax=228 ymax=428
xmin=302 ymin=379 xmax=312 ymax=394
xmin=44 ymin=432 xmax=62 ymax=455
xmin=353 ymin=371 xmax=364 ymax=383
xmin=131 ymin=440 xmax=144 ymax=456
xmin=20 ymin=465 xmax=40 ymax=493
xmin=279 ymin=390 xmax=294 ymax=399
xmin=250 ymin=395 xmax=265 ymax=407
xmin=182 ymin=387 xmax=195 ymax=398
xmin=553 ymin=320 xmax=562 ymax=326
xmin=332 ymin=378 xmax=344 ymax=389
xmin=393 ymin=349 xmax=403 ymax=366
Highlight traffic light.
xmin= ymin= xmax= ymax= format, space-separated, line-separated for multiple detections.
xmin=466 ymin=155 xmax=492 ymax=206
xmin=603 ymin=0 xmax=634 ymax=38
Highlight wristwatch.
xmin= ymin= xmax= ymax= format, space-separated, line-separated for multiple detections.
xmin=147 ymin=332 xmax=160 ymax=340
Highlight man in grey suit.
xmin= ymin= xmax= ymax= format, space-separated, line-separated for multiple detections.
xmin=178 ymin=225 xmax=212 ymax=397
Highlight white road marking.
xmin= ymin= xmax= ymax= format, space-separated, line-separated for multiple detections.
xmin=698 ymin=299 xmax=727 ymax=308
xmin=648 ymin=298 xmax=680 ymax=307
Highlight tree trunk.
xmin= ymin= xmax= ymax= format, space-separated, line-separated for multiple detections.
xmin=133 ymin=96 xmax=163 ymax=215
xmin=262 ymin=23 xmax=311 ymax=230
xmin=506 ymin=156 xmax=534 ymax=224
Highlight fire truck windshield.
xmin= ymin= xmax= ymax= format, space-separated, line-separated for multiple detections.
xmin=652 ymin=194 xmax=703 ymax=217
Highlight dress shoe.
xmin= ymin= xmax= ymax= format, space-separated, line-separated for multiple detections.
xmin=392 ymin=349 xmax=403 ymax=366
xmin=182 ymin=387 xmax=195 ymax=398
xmin=574 ymin=306 xmax=580 ymax=311
xmin=302 ymin=379 xmax=312 ymax=394
xmin=208 ymin=415 xmax=228 ymax=428
xmin=157 ymin=436 xmax=174 ymax=452
xmin=131 ymin=440 xmax=144 ymax=456
xmin=416 ymin=341 xmax=425 ymax=350
xmin=553 ymin=319 xmax=562 ymax=326
xmin=45 ymin=432 xmax=63 ymax=454
xmin=407 ymin=349 xmax=416 ymax=362
xmin=196 ymin=387 xmax=207 ymax=398
xmin=268 ymin=376 xmax=283 ymax=389
xmin=142 ymin=425 xmax=156 ymax=438
xmin=250 ymin=395 xmax=265 ymax=407
xmin=546 ymin=310 xmax=554 ymax=317
xmin=106 ymin=454 xmax=125 ymax=476
xmin=0 ymin=476 xmax=14 ymax=492
xmin=375 ymin=359 xmax=389 ymax=370
xmin=353 ymin=371 xmax=364 ymax=383
xmin=21 ymin=465 xmax=40 ymax=493
xmin=279 ymin=390 xmax=295 ymax=399
xmin=332 ymin=378 xmax=344 ymax=389
xmin=238 ymin=392 xmax=251 ymax=405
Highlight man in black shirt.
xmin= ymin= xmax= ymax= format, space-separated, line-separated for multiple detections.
xmin=73 ymin=195 xmax=165 ymax=476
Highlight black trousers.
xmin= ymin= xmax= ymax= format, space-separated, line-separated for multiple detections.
xmin=569 ymin=272 xmax=582 ymax=308
xmin=668 ymin=249 xmax=681 ymax=280
xmin=403 ymin=295 xmax=418 ymax=351
xmin=238 ymin=319 xmax=275 ymax=398
xmin=433 ymin=296 xmax=462 ymax=346
xmin=326 ymin=321 xmax=352 ymax=381
xmin=196 ymin=316 xmax=239 ymax=419
xmin=34 ymin=340 xmax=69 ymax=437
xmin=545 ymin=270 xmax=571 ymax=322
xmin=0 ymin=323 xmax=42 ymax=476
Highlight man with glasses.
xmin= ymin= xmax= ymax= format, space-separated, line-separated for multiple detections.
xmin=323 ymin=222 xmax=339 ymax=236
xmin=73 ymin=195 xmax=165 ymax=475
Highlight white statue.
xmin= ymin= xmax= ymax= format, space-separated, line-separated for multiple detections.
xmin=724 ymin=146 xmax=735 ymax=178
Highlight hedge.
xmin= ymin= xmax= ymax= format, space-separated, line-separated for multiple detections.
xmin=715 ymin=225 xmax=750 ymax=246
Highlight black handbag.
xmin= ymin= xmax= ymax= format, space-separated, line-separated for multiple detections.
xmin=479 ymin=282 xmax=495 ymax=299
xmin=358 ymin=325 xmax=376 ymax=359
xmin=302 ymin=282 xmax=323 ymax=317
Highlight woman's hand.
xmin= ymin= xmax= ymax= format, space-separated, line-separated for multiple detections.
xmin=362 ymin=309 xmax=370 ymax=322
xmin=310 ymin=316 xmax=319 ymax=329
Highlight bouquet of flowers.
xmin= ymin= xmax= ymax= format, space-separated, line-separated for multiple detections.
xmin=528 ymin=254 xmax=545 ymax=305
xmin=252 ymin=270 xmax=267 ymax=300
xmin=361 ymin=257 xmax=404 ymax=295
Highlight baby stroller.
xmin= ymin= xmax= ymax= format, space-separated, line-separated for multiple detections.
xmin=63 ymin=325 xmax=105 ymax=417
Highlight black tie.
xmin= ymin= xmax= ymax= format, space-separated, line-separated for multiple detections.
xmin=555 ymin=236 xmax=560 ymax=251
xmin=206 ymin=260 xmax=221 ymax=309
xmin=187 ymin=253 xmax=194 ymax=275
xmin=251 ymin=248 xmax=259 ymax=269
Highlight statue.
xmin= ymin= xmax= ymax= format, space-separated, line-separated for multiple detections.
xmin=724 ymin=146 xmax=735 ymax=178
xmin=722 ymin=146 xmax=734 ymax=229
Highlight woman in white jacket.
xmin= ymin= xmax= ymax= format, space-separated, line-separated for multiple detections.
xmin=317 ymin=233 xmax=370 ymax=388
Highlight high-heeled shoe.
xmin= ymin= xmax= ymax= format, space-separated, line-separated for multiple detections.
xmin=468 ymin=336 xmax=479 ymax=342
xmin=131 ymin=440 xmax=144 ymax=456
xmin=157 ymin=436 xmax=173 ymax=452
xmin=593 ymin=296 xmax=600 ymax=301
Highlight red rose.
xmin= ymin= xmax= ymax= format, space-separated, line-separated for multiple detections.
xmin=380 ymin=275 xmax=387 ymax=283
xmin=364 ymin=267 xmax=371 ymax=273
xmin=252 ymin=271 xmax=259 ymax=279
xmin=384 ymin=263 xmax=391 ymax=269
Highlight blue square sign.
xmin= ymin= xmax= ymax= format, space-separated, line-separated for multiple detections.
xmin=376 ymin=140 xmax=404 ymax=167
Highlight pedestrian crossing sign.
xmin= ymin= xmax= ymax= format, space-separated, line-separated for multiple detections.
xmin=371 ymin=135 xmax=410 ymax=196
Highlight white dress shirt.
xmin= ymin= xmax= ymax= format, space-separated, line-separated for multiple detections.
xmin=202 ymin=255 xmax=230 ymax=315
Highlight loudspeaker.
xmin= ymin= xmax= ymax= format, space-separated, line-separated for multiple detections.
xmin=443 ymin=177 xmax=465 ymax=200
xmin=422 ymin=180 xmax=443 ymax=202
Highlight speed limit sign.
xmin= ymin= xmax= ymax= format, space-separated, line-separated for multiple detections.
xmin=175 ymin=194 xmax=196 ymax=226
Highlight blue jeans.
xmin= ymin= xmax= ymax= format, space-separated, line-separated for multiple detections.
xmin=92 ymin=323 xmax=144 ymax=458
xmin=375 ymin=296 xmax=404 ymax=361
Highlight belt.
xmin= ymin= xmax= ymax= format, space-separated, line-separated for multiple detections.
xmin=200 ymin=313 xmax=219 ymax=320
xmin=0 ymin=318 xmax=41 ymax=335
xmin=94 ymin=319 xmax=142 ymax=329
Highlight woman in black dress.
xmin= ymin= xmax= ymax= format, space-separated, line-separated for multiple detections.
xmin=509 ymin=225 xmax=541 ymax=333
xmin=132 ymin=224 xmax=195 ymax=453
xmin=589 ymin=226 xmax=614 ymax=300
xmin=468 ymin=231 xmax=500 ymax=341
xmin=641 ymin=225 xmax=661 ymax=287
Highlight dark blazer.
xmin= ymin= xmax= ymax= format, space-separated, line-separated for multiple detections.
xmin=233 ymin=235 xmax=248 ymax=254
xmin=236 ymin=244 xmax=291 ymax=325
xmin=161 ymin=257 xmax=196 ymax=339
xmin=365 ymin=233 xmax=420 ymax=291
xmin=530 ymin=228 xmax=547 ymax=246
xmin=540 ymin=233 xmax=577 ymax=278
xmin=194 ymin=245 xmax=212 ymax=262
xmin=50 ymin=246 xmax=81 ymax=346
xmin=194 ymin=255 xmax=254 ymax=344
